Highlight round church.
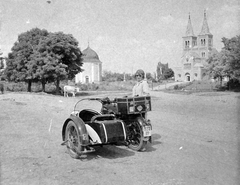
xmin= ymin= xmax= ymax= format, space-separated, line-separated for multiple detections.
xmin=75 ymin=46 xmax=102 ymax=84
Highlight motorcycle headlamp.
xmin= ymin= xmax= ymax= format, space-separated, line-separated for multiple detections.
xmin=136 ymin=105 xmax=143 ymax=112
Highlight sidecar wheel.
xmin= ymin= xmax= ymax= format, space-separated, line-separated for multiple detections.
xmin=128 ymin=121 xmax=147 ymax=151
xmin=65 ymin=121 xmax=83 ymax=159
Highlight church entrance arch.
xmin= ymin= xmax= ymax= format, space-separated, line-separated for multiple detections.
xmin=185 ymin=73 xmax=190 ymax=81
xmin=85 ymin=76 xmax=89 ymax=83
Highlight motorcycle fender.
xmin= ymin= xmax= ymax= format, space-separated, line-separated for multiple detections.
xmin=135 ymin=116 xmax=147 ymax=127
xmin=135 ymin=117 xmax=152 ymax=143
xmin=62 ymin=115 xmax=90 ymax=146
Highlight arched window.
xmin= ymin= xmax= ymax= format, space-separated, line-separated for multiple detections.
xmin=185 ymin=41 xmax=189 ymax=48
xmin=201 ymin=39 xmax=206 ymax=46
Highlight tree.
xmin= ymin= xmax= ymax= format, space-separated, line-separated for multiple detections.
xmin=4 ymin=28 xmax=83 ymax=93
xmin=206 ymin=50 xmax=226 ymax=86
xmin=5 ymin=28 xmax=49 ymax=92
xmin=0 ymin=49 xmax=3 ymax=70
xmin=163 ymin=68 xmax=174 ymax=79
xmin=146 ymin=72 xmax=153 ymax=80
xmin=156 ymin=62 xmax=169 ymax=81
xmin=0 ymin=58 xmax=3 ymax=70
xmin=156 ymin=62 xmax=174 ymax=80
xmin=37 ymin=32 xmax=83 ymax=93
xmin=221 ymin=36 xmax=240 ymax=80
xmin=206 ymin=35 xmax=240 ymax=86
xmin=0 ymin=49 xmax=5 ymax=80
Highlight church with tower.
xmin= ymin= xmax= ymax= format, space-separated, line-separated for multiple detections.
xmin=174 ymin=10 xmax=217 ymax=82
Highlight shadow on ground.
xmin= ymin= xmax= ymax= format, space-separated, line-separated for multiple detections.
xmin=144 ymin=133 xmax=162 ymax=152
xmin=75 ymin=145 xmax=135 ymax=161
xmin=71 ymin=133 xmax=162 ymax=161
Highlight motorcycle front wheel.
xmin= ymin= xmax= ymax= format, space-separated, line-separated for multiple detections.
xmin=65 ymin=121 xmax=83 ymax=159
xmin=128 ymin=120 xmax=147 ymax=151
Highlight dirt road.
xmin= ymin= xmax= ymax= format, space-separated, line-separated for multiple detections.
xmin=0 ymin=91 xmax=239 ymax=185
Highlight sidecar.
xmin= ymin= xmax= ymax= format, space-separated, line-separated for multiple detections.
xmin=62 ymin=97 xmax=152 ymax=159
xmin=61 ymin=98 xmax=128 ymax=158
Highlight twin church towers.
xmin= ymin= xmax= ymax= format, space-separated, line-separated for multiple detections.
xmin=174 ymin=10 xmax=215 ymax=82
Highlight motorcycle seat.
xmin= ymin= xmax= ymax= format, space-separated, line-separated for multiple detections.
xmin=90 ymin=114 xmax=116 ymax=123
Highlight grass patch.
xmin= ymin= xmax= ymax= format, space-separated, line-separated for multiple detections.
xmin=0 ymin=80 xmax=134 ymax=96
xmin=197 ymin=92 xmax=230 ymax=96
xmin=164 ymin=80 xmax=231 ymax=95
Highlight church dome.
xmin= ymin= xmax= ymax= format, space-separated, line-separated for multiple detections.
xmin=82 ymin=46 xmax=100 ymax=61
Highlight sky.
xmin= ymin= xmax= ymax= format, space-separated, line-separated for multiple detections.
xmin=0 ymin=0 xmax=239 ymax=74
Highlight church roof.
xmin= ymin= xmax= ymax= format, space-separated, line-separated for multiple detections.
xmin=81 ymin=46 xmax=101 ymax=63
xmin=199 ymin=10 xmax=212 ymax=36
xmin=208 ymin=48 xmax=219 ymax=57
xmin=182 ymin=50 xmax=200 ymax=58
xmin=194 ymin=63 xmax=204 ymax=67
xmin=185 ymin=13 xmax=195 ymax=37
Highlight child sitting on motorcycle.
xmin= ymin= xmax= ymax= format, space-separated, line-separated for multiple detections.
xmin=132 ymin=69 xmax=150 ymax=97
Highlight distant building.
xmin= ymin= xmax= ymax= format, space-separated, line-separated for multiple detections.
xmin=0 ymin=57 xmax=6 ymax=72
xmin=174 ymin=10 xmax=217 ymax=82
xmin=156 ymin=62 xmax=169 ymax=80
xmin=75 ymin=46 xmax=102 ymax=84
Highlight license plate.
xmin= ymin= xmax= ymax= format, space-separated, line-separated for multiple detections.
xmin=143 ymin=126 xmax=151 ymax=137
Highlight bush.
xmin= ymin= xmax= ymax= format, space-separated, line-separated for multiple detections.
xmin=215 ymin=84 xmax=228 ymax=91
xmin=227 ymin=78 xmax=240 ymax=90
xmin=174 ymin=85 xmax=178 ymax=90
xmin=4 ymin=82 xmax=57 ymax=93
xmin=3 ymin=80 xmax=134 ymax=93
xmin=76 ymin=83 xmax=99 ymax=91
xmin=6 ymin=82 xmax=26 ymax=92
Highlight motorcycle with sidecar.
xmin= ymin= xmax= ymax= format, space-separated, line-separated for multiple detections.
xmin=61 ymin=96 xmax=152 ymax=159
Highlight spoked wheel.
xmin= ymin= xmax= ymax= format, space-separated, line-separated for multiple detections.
xmin=65 ymin=121 xmax=83 ymax=159
xmin=128 ymin=121 xmax=147 ymax=151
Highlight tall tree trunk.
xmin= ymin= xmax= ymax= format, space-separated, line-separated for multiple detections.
xmin=56 ymin=78 xmax=60 ymax=95
xmin=41 ymin=79 xmax=46 ymax=92
xmin=27 ymin=80 xmax=32 ymax=92
xmin=219 ymin=76 xmax=223 ymax=87
xmin=228 ymin=77 xmax=232 ymax=90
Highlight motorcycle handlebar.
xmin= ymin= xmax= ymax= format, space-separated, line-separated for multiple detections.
xmin=88 ymin=97 xmax=114 ymax=104
xmin=89 ymin=96 xmax=129 ymax=104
